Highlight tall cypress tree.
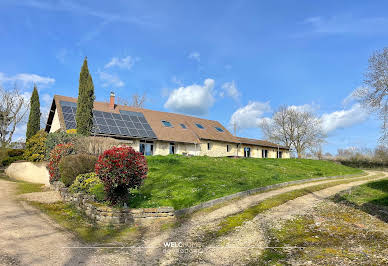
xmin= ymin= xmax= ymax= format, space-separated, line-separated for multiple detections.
xmin=26 ymin=85 xmax=41 ymax=140
xmin=76 ymin=57 xmax=95 ymax=136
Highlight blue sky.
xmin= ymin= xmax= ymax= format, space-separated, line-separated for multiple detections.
xmin=0 ymin=0 xmax=387 ymax=154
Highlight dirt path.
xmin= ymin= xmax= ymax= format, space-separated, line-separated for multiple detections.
xmin=0 ymin=171 xmax=384 ymax=265
xmin=0 ymin=179 xmax=136 ymax=266
xmin=196 ymin=171 xmax=388 ymax=265
xmin=147 ymin=171 xmax=378 ymax=264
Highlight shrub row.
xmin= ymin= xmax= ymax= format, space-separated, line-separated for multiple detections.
xmin=21 ymin=130 xmax=148 ymax=206
xmin=335 ymin=158 xmax=388 ymax=169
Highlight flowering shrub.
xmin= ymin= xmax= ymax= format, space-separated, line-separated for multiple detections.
xmin=66 ymin=129 xmax=77 ymax=134
xmin=48 ymin=143 xmax=74 ymax=183
xmin=70 ymin=172 xmax=105 ymax=202
xmin=95 ymin=146 xmax=148 ymax=205
xmin=23 ymin=130 xmax=47 ymax=162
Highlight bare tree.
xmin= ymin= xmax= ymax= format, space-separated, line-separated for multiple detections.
xmin=356 ymin=47 xmax=388 ymax=146
xmin=0 ymin=87 xmax=29 ymax=147
xmin=117 ymin=93 xmax=147 ymax=108
xmin=260 ymin=105 xmax=326 ymax=158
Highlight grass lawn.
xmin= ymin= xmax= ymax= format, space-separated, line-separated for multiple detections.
xmin=256 ymin=200 xmax=388 ymax=265
xmin=0 ymin=172 xmax=45 ymax=194
xmin=337 ymin=178 xmax=388 ymax=207
xmin=129 ymin=156 xmax=362 ymax=209
xmin=29 ymin=201 xmax=139 ymax=244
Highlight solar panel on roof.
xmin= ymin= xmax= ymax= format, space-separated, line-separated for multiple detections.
xmin=65 ymin=121 xmax=76 ymax=129
xmin=121 ymin=114 xmax=129 ymax=121
xmin=61 ymin=106 xmax=72 ymax=114
xmin=128 ymin=128 xmax=139 ymax=136
xmin=98 ymin=125 xmax=110 ymax=134
xmin=138 ymin=117 xmax=147 ymax=123
xmin=109 ymin=126 xmax=120 ymax=135
xmin=102 ymin=112 xmax=113 ymax=119
xmin=95 ymin=117 xmax=107 ymax=125
xmin=59 ymin=101 xmax=156 ymax=139
xmin=146 ymin=131 xmax=156 ymax=138
xmin=130 ymin=116 xmax=140 ymax=123
xmin=112 ymin=113 xmax=122 ymax=120
xmin=143 ymin=124 xmax=152 ymax=130
xmin=93 ymin=111 xmax=103 ymax=118
xmin=119 ymin=110 xmax=143 ymax=117
xmin=137 ymin=129 xmax=146 ymax=136
xmin=105 ymin=119 xmax=116 ymax=127
xmin=125 ymin=121 xmax=135 ymax=128
xmin=63 ymin=113 xmax=74 ymax=121
xmin=115 ymin=120 xmax=125 ymax=127
xmin=119 ymin=127 xmax=129 ymax=136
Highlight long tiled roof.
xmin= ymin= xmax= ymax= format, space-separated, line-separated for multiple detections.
xmin=46 ymin=94 xmax=290 ymax=150
xmin=237 ymin=137 xmax=289 ymax=149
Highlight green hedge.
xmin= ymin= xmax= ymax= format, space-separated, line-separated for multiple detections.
xmin=59 ymin=154 xmax=97 ymax=186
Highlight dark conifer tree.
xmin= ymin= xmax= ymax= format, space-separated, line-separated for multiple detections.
xmin=76 ymin=57 xmax=95 ymax=135
xmin=26 ymin=85 xmax=40 ymax=140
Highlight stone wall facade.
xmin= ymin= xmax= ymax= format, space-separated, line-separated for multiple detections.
xmin=51 ymin=182 xmax=174 ymax=225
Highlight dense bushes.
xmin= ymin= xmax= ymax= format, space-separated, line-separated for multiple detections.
xmin=59 ymin=154 xmax=97 ymax=186
xmin=8 ymin=149 xmax=25 ymax=157
xmin=48 ymin=143 xmax=75 ymax=183
xmin=23 ymin=130 xmax=48 ymax=162
xmin=45 ymin=131 xmax=80 ymax=159
xmin=334 ymin=157 xmax=388 ymax=169
xmin=2 ymin=156 xmax=24 ymax=166
xmin=70 ymin=172 xmax=105 ymax=201
xmin=95 ymin=146 xmax=148 ymax=204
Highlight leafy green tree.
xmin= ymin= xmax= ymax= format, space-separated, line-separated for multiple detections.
xmin=26 ymin=85 xmax=41 ymax=141
xmin=76 ymin=57 xmax=95 ymax=135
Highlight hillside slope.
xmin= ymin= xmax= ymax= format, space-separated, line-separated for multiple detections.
xmin=130 ymin=156 xmax=362 ymax=209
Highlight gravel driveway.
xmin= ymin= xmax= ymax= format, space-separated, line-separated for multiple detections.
xmin=0 ymin=179 xmax=135 ymax=266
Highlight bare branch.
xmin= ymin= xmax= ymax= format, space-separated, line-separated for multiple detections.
xmin=0 ymin=86 xmax=29 ymax=147
xmin=259 ymin=106 xmax=326 ymax=158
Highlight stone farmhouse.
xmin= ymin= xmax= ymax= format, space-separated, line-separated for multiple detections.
xmin=45 ymin=93 xmax=290 ymax=158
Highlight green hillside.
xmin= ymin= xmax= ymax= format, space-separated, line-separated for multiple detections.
xmin=129 ymin=155 xmax=362 ymax=209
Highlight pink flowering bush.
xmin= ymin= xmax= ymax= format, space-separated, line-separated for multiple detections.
xmin=95 ymin=146 xmax=148 ymax=205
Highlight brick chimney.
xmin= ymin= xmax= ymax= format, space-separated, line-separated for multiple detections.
xmin=109 ymin=91 xmax=115 ymax=110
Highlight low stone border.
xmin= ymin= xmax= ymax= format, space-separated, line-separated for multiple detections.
xmin=50 ymin=172 xmax=364 ymax=224
xmin=50 ymin=182 xmax=174 ymax=225
xmin=175 ymin=173 xmax=364 ymax=216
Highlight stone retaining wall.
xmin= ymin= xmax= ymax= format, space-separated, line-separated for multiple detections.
xmin=51 ymin=182 xmax=174 ymax=225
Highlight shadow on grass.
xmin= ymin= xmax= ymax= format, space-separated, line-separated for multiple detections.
xmin=332 ymin=194 xmax=388 ymax=223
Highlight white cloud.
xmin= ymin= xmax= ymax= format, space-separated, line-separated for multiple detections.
xmin=164 ymin=78 xmax=215 ymax=115
xmin=303 ymin=15 xmax=388 ymax=35
xmin=229 ymin=101 xmax=272 ymax=129
xmin=0 ymin=72 xmax=55 ymax=88
xmin=188 ymin=51 xmax=200 ymax=62
xmin=288 ymin=103 xmax=319 ymax=113
xmin=99 ymin=71 xmax=124 ymax=88
xmin=221 ymin=81 xmax=241 ymax=102
xmin=342 ymin=87 xmax=364 ymax=106
xmin=321 ymin=103 xmax=369 ymax=134
xmin=104 ymin=56 xmax=138 ymax=70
